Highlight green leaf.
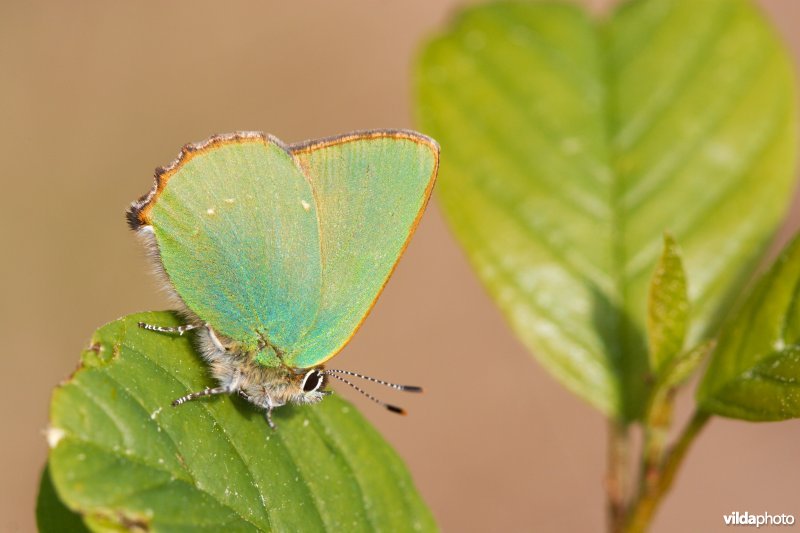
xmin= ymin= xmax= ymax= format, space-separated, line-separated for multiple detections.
xmin=37 ymin=463 xmax=90 ymax=533
xmin=697 ymin=234 xmax=800 ymax=421
xmin=415 ymin=0 xmax=797 ymax=420
xmin=46 ymin=312 xmax=435 ymax=532
xmin=647 ymin=233 xmax=688 ymax=373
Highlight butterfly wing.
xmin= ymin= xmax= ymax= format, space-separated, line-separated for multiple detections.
xmin=130 ymin=133 xmax=323 ymax=356
xmin=286 ymin=130 xmax=439 ymax=368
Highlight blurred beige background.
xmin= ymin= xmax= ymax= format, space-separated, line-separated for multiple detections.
xmin=2 ymin=1 xmax=799 ymax=531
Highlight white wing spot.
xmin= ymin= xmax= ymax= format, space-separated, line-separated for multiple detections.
xmin=301 ymin=200 xmax=311 ymax=212
xmin=206 ymin=208 xmax=216 ymax=215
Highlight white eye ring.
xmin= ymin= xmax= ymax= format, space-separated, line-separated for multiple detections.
xmin=301 ymin=369 xmax=323 ymax=393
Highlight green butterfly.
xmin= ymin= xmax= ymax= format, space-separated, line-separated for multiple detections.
xmin=128 ymin=130 xmax=439 ymax=428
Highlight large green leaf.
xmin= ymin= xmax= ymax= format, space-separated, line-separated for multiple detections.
xmin=46 ymin=312 xmax=435 ymax=532
xmin=698 ymin=234 xmax=800 ymax=420
xmin=415 ymin=0 xmax=797 ymax=420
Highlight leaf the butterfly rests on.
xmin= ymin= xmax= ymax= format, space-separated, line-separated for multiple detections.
xmin=46 ymin=313 xmax=437 ymax=531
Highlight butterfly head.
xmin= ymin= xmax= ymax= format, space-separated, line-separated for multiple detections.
xmin=231 ymin=364 xmax=331 ymax=410
xmin=279 ymin=367 xmax=423 ymax=414
xmin=286 ymin=367 xmax=330 ymax=405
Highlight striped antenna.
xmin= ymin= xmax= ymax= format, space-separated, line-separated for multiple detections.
xmin=325 ymin=373 xmax=408 ymax=415
xmin=325 ymin=368 xmax=423 ymax=393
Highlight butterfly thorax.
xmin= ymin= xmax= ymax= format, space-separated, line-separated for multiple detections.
xmin=195 ymin=325 xmax=328 ymax=409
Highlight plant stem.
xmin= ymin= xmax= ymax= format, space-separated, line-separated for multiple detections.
xmin=607 ymin=420 xmax=631 ymax=533
xmin=639 ymin=387 xmax=675 ymax=495
xmin=624 ymin=410 xmax=711 ymax=533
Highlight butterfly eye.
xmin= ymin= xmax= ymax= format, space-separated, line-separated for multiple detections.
xmin=301 ymin=369 xmax=323 ymax=393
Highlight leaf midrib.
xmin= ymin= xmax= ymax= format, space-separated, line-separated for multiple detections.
xmin=598 ymin=14 xmax=632 ymax=418
xmin=597 ymin=1 xmax=759 ymax=418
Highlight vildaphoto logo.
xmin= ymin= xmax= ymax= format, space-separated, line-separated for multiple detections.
xmin=723 ymin=512 xmax=795 ymax=527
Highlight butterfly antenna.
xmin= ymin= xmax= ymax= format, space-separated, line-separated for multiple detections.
xmin=325 ymin=369 xmax=423 ymax=393
xmin=325 ymin=373 xmax=408 ymax=415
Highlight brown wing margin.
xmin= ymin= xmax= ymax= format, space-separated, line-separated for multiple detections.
xmin=125 ymin=131 xmax=278 ymax=231
xmin=126 ymin=129 xmax=440 ymax=233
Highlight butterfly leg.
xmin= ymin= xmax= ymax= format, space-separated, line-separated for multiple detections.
xmin=205 ymin=325 xmax=227 ymax=352
xmin=264 ymin=406 xmax=277 ymax=430
xmin=171 ymin=385 xmax=231 ymax=406
xmin=138 ymin=322 xmax=200 ymax=336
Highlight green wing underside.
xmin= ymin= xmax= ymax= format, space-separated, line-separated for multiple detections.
xmin=290 ymin=136 xmax=437 ymax=367
xmin=151 ymin=141 xmax=322 ymax=354
xmin=150 ymin=134 xmax=437 ymax=368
